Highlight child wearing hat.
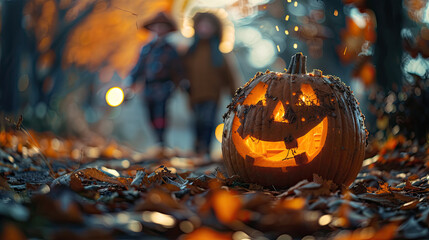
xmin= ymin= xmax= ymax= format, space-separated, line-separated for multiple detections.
xmin=128 ymin=12 xmax=184 ymax=158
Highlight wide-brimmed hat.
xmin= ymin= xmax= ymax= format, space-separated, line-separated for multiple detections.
xmin=143 ymin=12 xmax=177 ymax=32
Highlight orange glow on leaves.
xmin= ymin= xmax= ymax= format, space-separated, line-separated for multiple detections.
xmin=184 ymin=227 xmax=232 ymax=240
xmin=338 ymin=15 xmax=376 ymax=63
xmin=335 ymin=191 xmax=351 ymax=228
xmin=405 ymin=0 xmax=427 ymax=22
xmin=24 ymin=0 xmax=58 ymax=52
xmin=375 ymin=182 xmax=391 ymax=194
xmin=0 ymin=223 xmax=27 ymax=240
xmin=333 ymin=223 xmax=399 ymax=240
xmin=281 ymin=198 xmax=306 ymax=210
xmin=360 ymin=62 xmax=376 ymax=86
xmin=212 ymin=190 xmax=242 ymax=224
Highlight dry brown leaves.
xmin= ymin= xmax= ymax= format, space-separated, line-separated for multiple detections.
xmin=0 ymin=131 xmax=428 ymax=239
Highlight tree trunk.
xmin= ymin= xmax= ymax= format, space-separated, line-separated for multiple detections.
xmin=0 ymin=0 xmax=24 ymax=114
xmin=369 ymin=0 xmax=403 ymax=91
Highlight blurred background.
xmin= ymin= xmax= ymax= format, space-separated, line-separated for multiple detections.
xmin=1 ymin=0 xmax=428 ymax=157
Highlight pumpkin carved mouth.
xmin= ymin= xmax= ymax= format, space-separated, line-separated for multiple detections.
xmin=232 ymin=116 xmax=328 ymax=168
xmin=231 ymin=81 xmax=329 ymax=169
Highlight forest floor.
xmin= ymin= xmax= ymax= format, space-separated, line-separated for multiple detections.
xmin=0 ymin=127 xmax=428 ymax=240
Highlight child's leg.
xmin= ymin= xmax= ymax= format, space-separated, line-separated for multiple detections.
xmin=146 ymin=98 xmax=167 ymax=146
xmin=194 ymin=101 xmax=217 ymax=155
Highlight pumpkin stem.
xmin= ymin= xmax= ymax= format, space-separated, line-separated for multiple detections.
xmin=287 ymin=52 xmax=307 ymax=74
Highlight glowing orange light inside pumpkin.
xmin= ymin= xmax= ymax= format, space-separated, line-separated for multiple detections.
xmin=231 ymin=83 xmax=328 ymax=169
xmin=273 ymin=101 xmax=288 ymax=123
xmin=233 ymin=116 xmax=328 ymax=167
xmin=242 ymin=82 xmax=268 ymax=106
xmin=299 ymin=84 xmax=320 ymax=106
xmin=106 ymin=87 xmax=124 ymax=107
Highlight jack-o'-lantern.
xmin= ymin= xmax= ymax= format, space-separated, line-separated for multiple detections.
xmin=222 ymin=53 xmax=367 ymax=188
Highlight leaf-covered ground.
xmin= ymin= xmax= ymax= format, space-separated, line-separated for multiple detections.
xmin=0 ymin=129 xmax=428 ymax=240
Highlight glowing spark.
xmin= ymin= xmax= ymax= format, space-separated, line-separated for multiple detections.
xmin=127 ymin=221 xmax=142 ymax=232
xmin=294 ymin=26 xmax=299 ymax=31
xmin=219 ymin=41 xmax=233 ymax=53
xmin=287 ymin=0 xmax=291 ymax=2
xmin=179 ymin=221 xmax=194 ymax=233
xmin=181 ymin=26 xmax=195 ymax=38
xmin=343 ymin=46 xmax=347 ymax=55
xmin=150 ymin=212 xmax=176 ymax=228
xmin=285 ymin=15 xmax=290 ymax=21
xmin=117 ymin=212 xmax=130 ymax=223
xmin=276 ymin=25 xmax=280 ymax=31
xmin=294 ymin=1 xmax=298 ymax=7
xmin=334 ymin=10 xmax=339 ymax=16
xmin=105 ymin=87 xmax=124 ymax=107
xmin=277 ymin=45 xmax=281 ymax=52
xmin=215 ymin=123 xmax=224 ymax=143
xmin=121 ymin=160 xmax=130 ymax=168
xmin=285 ymin=30 xmax=289 ymax=35
xmin=293 ymin=43 xmax=298 ymax=49
xmin=319 ymin=215 xmax=332 ymax=226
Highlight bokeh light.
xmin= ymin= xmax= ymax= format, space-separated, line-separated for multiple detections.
xmin=215 ymin=123 xmax=224 ymax=143
xmin=105 ymin=87 xmax=124 ymax=107
xmin=179 ymin=7 xmax=235 ymax=53
xmin=248 ymin=38 xmax=276 ymax=68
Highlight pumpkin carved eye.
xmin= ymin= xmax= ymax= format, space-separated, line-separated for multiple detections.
xmin=242 ymin=82 xmax=267 ymax=106
xmin=298 ymin=84 xmax=319 ymax=106
xmin=222 ymin=53 xmax=367 ymax=188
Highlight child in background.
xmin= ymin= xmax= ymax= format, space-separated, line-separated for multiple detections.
xmin=184 ymin=12 xmax=238 ymax=162
xmin=128 ymin=12 xmax=184 ymax=159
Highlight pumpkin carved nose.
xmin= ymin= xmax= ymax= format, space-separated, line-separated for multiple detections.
xmin=273 ymin=101 xmax=289 ymax=123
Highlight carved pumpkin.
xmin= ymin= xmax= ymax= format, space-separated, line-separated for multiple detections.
xmin=222 ymin=53 xmax=367 ymax=188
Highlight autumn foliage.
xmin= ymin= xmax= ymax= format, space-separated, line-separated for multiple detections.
xmin=24 ymin=0 xmax=174 ymax=80
xmin=0 ymin=121 xmax=428 ymax=239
